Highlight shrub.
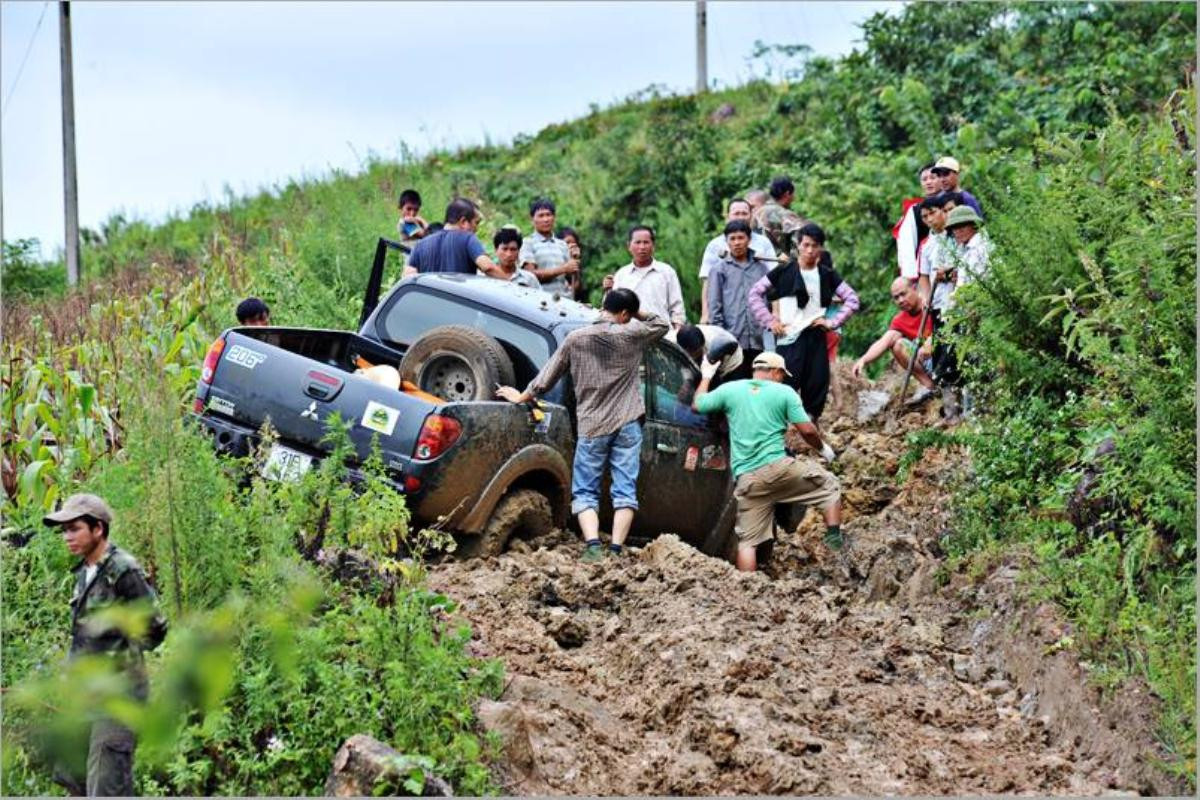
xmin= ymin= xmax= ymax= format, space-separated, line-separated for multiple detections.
xmin=943 ymin=97 xmax=1195 ymax=782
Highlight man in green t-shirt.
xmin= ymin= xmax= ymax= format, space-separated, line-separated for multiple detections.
xmin=693 ymin=352 xmax=843 ymax=571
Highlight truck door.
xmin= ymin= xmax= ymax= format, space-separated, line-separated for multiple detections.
xmin=633 ymin=342 xmax=733 ymax=548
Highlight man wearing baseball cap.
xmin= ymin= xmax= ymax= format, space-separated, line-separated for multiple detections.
xmin=692 ymin=351 xmax=843 ymax=572
xmin=931 ymin=156 xmax=984 ymax=219
xmin=43 ymin=493 xmax=168 ymax=796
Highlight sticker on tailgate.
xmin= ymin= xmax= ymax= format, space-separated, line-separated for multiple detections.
xmin=208 ymin=396 xmax=236 ymax=416
xmin=360 ymin=401 xmax=400 ymax=436
xmin=226 ymin=344 xmax=267 ymax=370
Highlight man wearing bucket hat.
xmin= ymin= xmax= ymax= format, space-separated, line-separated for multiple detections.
xmin=944 ymin=204 xmax=991 ymax=287
xmin=931 ymin=156 xmax=984 ymax=219
xmin=693 ymin=351 xmax=843 ymax=572
xmin=936 ymin=204 xmax=992 ymax=418
xmin=43 ymin=493 xmax=168 ymax=796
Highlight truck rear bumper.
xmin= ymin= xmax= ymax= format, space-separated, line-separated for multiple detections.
xmin=191 ymin=412 xmax=417 ymax=499
xmin=192 ymin=412 xmax=257 ymax=457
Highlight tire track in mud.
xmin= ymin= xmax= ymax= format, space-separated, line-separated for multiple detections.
xmin=428 ymin=374 xmax=1166 ymax=796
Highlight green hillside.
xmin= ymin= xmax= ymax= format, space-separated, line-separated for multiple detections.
xmin=2 ymin=2 xmax=1195 ymax=793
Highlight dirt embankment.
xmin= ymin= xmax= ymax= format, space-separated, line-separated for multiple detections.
xmin=429 ymin=368 xmax=1180 ymax=796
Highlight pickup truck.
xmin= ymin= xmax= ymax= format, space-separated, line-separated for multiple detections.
xmin=193 ymin=238 xmax=738 ymax=558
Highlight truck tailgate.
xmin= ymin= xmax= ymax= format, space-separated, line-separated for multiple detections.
xmin=203 ymin=331 xmax=432 ymax=463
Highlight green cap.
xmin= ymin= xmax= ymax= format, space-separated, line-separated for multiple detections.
xmin=945 ymin=205 xmax=982 ymax=228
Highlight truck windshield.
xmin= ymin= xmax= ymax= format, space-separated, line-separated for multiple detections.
xmin=376 ymin=287 xmax=553 ymax=367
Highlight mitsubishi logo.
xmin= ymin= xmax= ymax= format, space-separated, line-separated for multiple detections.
xmin=300 ymin=401 xmax=318 ymax=421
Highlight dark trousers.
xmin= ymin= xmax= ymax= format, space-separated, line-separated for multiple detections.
xmin=777 ymin=328 xmax=829 ymax=421
xmin=930 ymin=310 xmax=961 ymax=387
xmin=54 ymin=718 xmax=136 ymax=797
xmin=727 ymin=348 xmax=761 ymax=382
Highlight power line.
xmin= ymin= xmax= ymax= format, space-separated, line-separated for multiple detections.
xmin=2 ymin=1 xmax=51 ymax=120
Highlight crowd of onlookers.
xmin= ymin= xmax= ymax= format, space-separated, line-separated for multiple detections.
xmin=228 ymin=160 xmax=993 ymax=569
xmin=234 ymin=160 xmax=991 ymax=432
xmin=390 ymin=156 xmax=990 ymax=423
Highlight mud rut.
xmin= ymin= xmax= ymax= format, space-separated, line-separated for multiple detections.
xmin=428 ymin=371 xmax=1166 ymax=796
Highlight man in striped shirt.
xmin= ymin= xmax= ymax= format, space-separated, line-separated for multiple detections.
xmin=519 ymin=198 xmax=580 ymax=295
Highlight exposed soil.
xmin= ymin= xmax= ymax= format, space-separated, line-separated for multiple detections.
xmin=429 ymin=365 xmax=1179 ymax=796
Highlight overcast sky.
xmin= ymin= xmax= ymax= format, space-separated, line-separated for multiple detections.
xmin=2 ymin=1 xmax=895 ymax=257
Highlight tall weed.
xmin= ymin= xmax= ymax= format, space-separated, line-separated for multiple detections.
xmin=944 ymin=98 xmax=1195 ymax=782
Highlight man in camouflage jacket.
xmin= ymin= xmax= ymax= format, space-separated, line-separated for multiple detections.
xmin=44 ymin=493 xmax=168 ymax=797
xmin=753 ymin=176 xmax=806 ymax=253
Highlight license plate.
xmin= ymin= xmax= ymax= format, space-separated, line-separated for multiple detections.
xmin=262 ymin=444 xmax=313 ymax=483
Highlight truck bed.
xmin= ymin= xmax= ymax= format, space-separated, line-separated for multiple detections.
xmin=200 ymin=327 xmax=434 ymax=457
xmin=194 ymin=326 xmax=575 ymax=532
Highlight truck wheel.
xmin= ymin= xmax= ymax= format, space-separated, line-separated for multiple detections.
xmin=399 ymin=325 xmax=515 ymax=402
xmin=460 ymin=489 xmax=553 ymax=558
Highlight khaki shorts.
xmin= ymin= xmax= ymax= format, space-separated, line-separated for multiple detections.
xmin=733 ymin=457 xmax=840 ymax=548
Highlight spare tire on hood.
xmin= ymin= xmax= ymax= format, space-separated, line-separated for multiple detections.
xmin=398 ymin=325 xmax=515 ymax=402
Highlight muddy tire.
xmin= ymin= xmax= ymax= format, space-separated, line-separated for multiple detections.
xmin=398 ymin=325 xmax=515 ymax=402
xmin=459 ymin=489 xmax=554 ymax=559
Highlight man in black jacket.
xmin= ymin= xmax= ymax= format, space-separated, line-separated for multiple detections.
xmin=747 ymin=223 xmax=860 ymax=422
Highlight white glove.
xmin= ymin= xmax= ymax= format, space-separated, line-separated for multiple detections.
xmin=699 ymin=357 xmax=720 ymax=380
xmin=819 ymin=442 xmax=836 ymax=463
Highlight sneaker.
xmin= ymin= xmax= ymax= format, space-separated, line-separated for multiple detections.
xmin=961 ymin=387 xmax=975 ymax=418
xmin=580 ymin=545 xmax=607 ymax=563
xmin=905 ymin=386 xmax=935 ymax=407
xmin=940 ymin=387 xmax=961 ymax=419
xmin=823 ymin=529 xmax=844 ymax=551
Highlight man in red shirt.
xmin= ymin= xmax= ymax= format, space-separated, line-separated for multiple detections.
xmin=851 ymin=277 xmax=937 ymax=405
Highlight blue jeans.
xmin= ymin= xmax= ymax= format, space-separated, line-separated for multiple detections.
xmin=571 ymin=420 xmax=642 ymax=516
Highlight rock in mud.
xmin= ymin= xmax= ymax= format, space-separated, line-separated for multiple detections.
xmin=326 ymin=734 xmax=452 ymax=796
xmin=541 ymin=607 xmax=587 ymax=648
xmin=857 ymin=389 xmax=891 ymax=422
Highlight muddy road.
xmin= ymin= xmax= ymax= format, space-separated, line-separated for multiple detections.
xmin=429 ymin=371 xmax=1177 ymax=796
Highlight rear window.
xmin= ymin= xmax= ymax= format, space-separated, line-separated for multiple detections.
xmin=376 ymin=287 xmax=553 ymax=369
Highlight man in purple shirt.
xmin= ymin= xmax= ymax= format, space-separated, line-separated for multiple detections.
xmin=931 ymin=157 xmax=984 ymax=220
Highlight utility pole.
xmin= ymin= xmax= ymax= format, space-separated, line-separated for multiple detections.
xmin=59 ymin=1 xmax=81 ymax=286
xmin=695 ymin=0 xmax=707 ymax=93
xmin=1 ymin=131 xmax=6 ymax=251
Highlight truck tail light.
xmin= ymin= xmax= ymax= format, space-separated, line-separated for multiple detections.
xmin=413 ymin=414 xmax=461 ymax=461
xmin=200 ymin=337 xmax=226 ymax=385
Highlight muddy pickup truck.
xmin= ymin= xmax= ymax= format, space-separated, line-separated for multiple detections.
xmin=193 ymin=238 xmax=737 ymax=557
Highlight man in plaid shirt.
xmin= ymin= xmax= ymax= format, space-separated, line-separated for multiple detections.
xmin=497 ymin=288 xmax=668 ymax=561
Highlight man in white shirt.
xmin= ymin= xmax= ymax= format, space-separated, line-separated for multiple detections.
xmin=603 ymin=225 xmax=686 ymax=329
xmin=894 ymin=163 xmax=942 ymax=281
xmin=487 ymin=227 xmax=542 ymax=289
xmin=698 ymin=198 xmax=776 ymax=323
xmin=933 ymin=204 xmax=991 ymax=418
xmin=916 ymin=192 xmax=958 ymax=313
xmin=945 ymin=205 xmax=991 ymax=285
xmin=668 ymin=323 xmax=743 ymax=388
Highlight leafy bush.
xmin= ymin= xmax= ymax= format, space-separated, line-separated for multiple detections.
xmin=1 ymin=239 xmax=65 ymax=298
xmin=944 ymin=97 xmax=1195 ymax=782
xmin=2 ymin=403 xmax=502 ymax=796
